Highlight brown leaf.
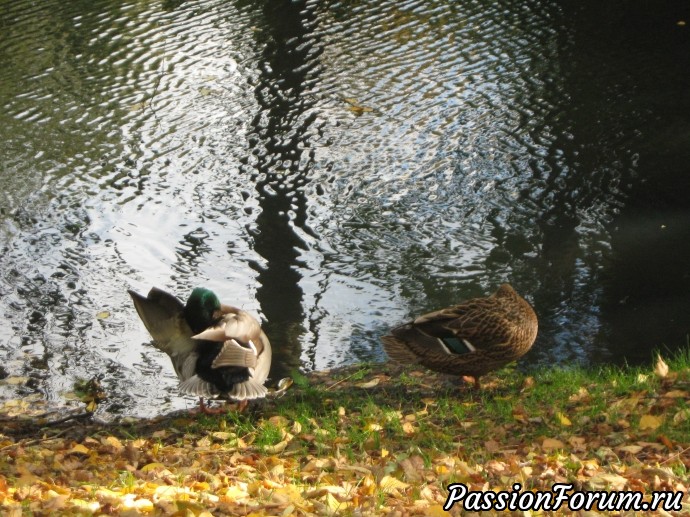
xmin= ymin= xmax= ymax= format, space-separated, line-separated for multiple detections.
xmin=542 ymin=438 xmax=565 ymax=451
xmin=657 ymin=434 xmax=674 ymax=449
xmin=663 ymin=390 xmax=688 ymax=398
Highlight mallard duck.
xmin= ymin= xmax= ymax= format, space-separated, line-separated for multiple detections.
xmin=381 ymin=284 xmax=537 ymax=389
xmin=128 ymin=287 xmax=272 ymax=410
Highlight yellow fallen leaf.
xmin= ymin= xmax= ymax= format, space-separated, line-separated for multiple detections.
xmin=639 ymin=414 xmax=663 ymax=430
xmin=224 ymin=485 xmax=250 ymax=501
xmin=211 ymin=431 xmax=235 ymax=441
xmin=102 ymin=436 xmax=123 ymax=449
xmin=67 ymin=444 xmax=90 ymax=455
xmin=654 ymin=354 xmax=669 ymax=378
xmin=365 ymin=423 xmax=383 ymax=432
xmin=402 ymin=421 xmax=416 ymax=435
xmin=617 ymin=445 xmax=643 ymax=454
xmin=121 ymin=495 xmax=154 ymax=512
xmin=380 ymin=475 xmax=409 ymax=493
xmin=325 ymin=492 xmax=351 ymax=512
xmin=263 ymin=432 xmax=294 ymax=454
xmin=381 ymin=448 xmax=389 ymax=458
xmin=556 ymin=412 xmax=572 ymax=426
xmin=95 ymin=488 xmax=123 ymax=505
xmin=69 ymin=499 xmax=101 ymax=512
xmin=96 ymin=311 xmax=110 ymax=319
xmin=140 ymin=462 xmax=166 ymax=472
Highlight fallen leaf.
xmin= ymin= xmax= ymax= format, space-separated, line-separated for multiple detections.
xmin=617 ymin=445 xmax=642 ymax=454
xmin=542 ymin=438 xmax=565 ymax=451
xmin=654 ymin=354 xmax=669 ymax=378
xmin=556 ymin=412 xmax=572 ymax=426
xmin=380 ymin=475 xmax=409 ymax=493
xmin=673 ymin=408 xmax=690 ymax=423
xmin=67 ymin=444 xmax=90 ymax=456
xmin=96 ymin=311 xmax=110 ymax=320
xmin=402 ymin=421 xmax=416 ymax=435
xmin=140 ymin=462 xmax=166 ymax=472
xmin=663 ymin=390 xmax=688 ymax=398
xmin=639 ymin=414 xmax=663 ymax=430
xmin=588 ymin=473 xmax=628 ymax=491
xmin=356 ymin=378 xmax=380 ymax=389
xmin=658 ymin=434 xmax=674 ymax=449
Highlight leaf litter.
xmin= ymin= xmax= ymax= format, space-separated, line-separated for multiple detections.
xmin=1 ymin=354 xmax=689 ymax=515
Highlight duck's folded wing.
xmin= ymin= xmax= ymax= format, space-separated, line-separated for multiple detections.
xmin=210 ymin=339 xmax=258 ymax=369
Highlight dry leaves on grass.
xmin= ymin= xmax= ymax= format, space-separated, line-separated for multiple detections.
xmin=1 ymin=356 xmax=689 ymax=515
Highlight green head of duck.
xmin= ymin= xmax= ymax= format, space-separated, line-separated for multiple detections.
xmin=184 ymin=287 xmax=221 ymax=333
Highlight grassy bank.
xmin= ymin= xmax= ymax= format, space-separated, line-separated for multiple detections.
xmin=1 ymin=350 xmax=690 ymax=515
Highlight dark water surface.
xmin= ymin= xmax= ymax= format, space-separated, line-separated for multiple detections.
xmin=1 ymin=0 xmax=689 ymax=417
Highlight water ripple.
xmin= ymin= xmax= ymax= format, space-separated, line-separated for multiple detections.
xmin=1 ymin=0 xmax=687 ymax=416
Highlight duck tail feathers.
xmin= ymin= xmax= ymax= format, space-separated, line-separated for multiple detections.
xmin=179 ymin=375 xmax=219 ymax=398
xmin=229 ymin=378 xmax=267 ymax=401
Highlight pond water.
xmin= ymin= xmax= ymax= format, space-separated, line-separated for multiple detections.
xmin=1 ymin=0 xmax=689 ymax=418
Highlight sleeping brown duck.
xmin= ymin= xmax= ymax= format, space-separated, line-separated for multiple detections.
xmin=381 ymin=284 xmax=537 ymax=389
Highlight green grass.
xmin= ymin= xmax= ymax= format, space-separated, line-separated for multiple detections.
xmin=96 ymin=347 xmax=690 ymax=483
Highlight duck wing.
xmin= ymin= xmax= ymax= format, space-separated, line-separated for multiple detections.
xmin=128 ymin=287 xmax=196 ymax=363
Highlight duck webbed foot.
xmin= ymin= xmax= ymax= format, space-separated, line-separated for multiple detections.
xmin=460 ymin=375 xmax=481 ymax=390
xmin=196 ymin=397 xmax=227 ymax=415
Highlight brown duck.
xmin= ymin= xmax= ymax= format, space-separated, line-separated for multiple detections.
xmin=381 ymin=284 xmax=538 ymax=389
